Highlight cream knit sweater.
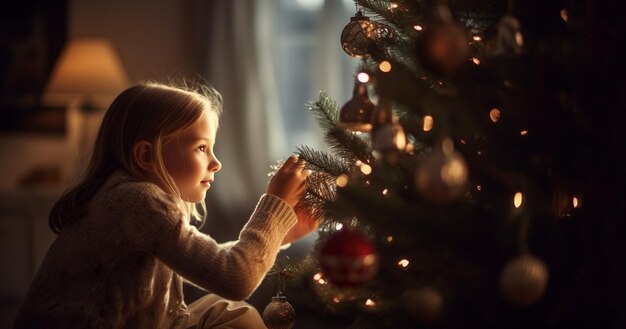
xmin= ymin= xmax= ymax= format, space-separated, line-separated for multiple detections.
xmin=14 ymin=170 xmax=297 ymax=329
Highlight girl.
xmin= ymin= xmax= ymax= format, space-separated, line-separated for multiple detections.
xmin=14 ymin=82 xmax=316 ymax=328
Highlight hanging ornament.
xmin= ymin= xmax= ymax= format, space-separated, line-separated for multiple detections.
xmin=340 ymin=78 xmax=375 ymax=132
xmin=341 ymin=10 xmax=376 ymax=58
xmin=415 ymin=138 xmax=468 ymax=203
xmin=490 ymin=15 xmax=524 ymax=57
xmin=262 ymin=293 xmax=296 ymax=329
xmin=404 ymin=287 xmax=444 ymax=323
xmin=500 ymin=254 xmax=549 ymax=305
xmin=371 ymin=99 xmax=406 ymax=162
xmin=415 ymin=3 xmax=470 ymax=75
xmin=318 ymin=227 xmax=378 ymax=287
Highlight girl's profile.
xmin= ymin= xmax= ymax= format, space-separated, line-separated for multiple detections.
xmin=14 ymin=82 xmax=316 ymax=329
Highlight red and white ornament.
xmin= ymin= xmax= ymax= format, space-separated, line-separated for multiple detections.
xmin=318 ymin=228 xmax=378 ymax=287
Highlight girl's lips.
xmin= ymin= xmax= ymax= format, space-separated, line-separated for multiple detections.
xmin=201 ymin=180 xmax=212 ymax=188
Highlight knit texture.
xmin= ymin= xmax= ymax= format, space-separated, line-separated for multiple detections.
xmin=14 ymin=170 xmax=297 ymax=329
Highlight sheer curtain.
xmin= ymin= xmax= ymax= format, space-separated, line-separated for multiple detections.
xmin=199 ymin=0 xmax=356 ymax=231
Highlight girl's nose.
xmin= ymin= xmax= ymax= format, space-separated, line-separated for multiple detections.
xmin=209 ymin=156 xmax=222 ymax=173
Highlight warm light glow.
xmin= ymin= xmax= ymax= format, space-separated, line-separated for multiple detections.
xmin=333 ymin=297 xmax=340 ymax=303
xmin=460 ymin=139 xmax=466 ymax=144
xmin=472 ymin=35 xmax=482 ymax=41
xmin=360 ymin=164 xmax=372 ymax=175
xmin=388 ymin=3 xmax=399 ymax=10
xmin=572 ymin=196 xmax=581 ymax=208
xmin=365 ymin=299 xmax=376 ymax=307
xmin=357 ymin=72 xmax=370 ymax=83
xmin=560 ymin=9 xmax=569 ymax=22
xmin=490 ymin=108 xmax=501 ymax=122
xmin=520 ymin=130 xmax=528 ymax=136
xmin=441 ymin=158 xmax=467 ymax=184
xmin=336 ymin=174 xmax=349 ymax=187
xmin=335 ymin=223 xmax=343 ymax=231
xmin=405 ymin=143 xmax=415 ymax=154
xmin=313 ymin=273 xmax=322 ymax=281
xmin=386 ymin=235 xmax=394 ymax=242
xmin=382 ymin=188 xmax=389 ymax=196
xmin=515 ymin=31 xmax=524 ymax=47
xmin=423 ymin=115 xmax=434 ymax=131
xmin=398 ymin=259 xmax=410 ymax=268
xmin=514 ymin=192 xmax=523 ymax=208
xmin=413 ymin=25 xmax=423 ymax=31
xmin=44 ymin=38 xmax=129 ymax=106
xmin=379 ymin=61 xmax=392 ymax=72
xmin=476 ymin=185 xmax=482 ymax=191
xmin=318 ymin=278 xmax=327 ymax=285
xmin=471 ymin=57 xmax=481 ymax=65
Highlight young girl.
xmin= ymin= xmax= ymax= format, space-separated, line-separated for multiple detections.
xmin=14 ymin=82 xmax=316 ymax=328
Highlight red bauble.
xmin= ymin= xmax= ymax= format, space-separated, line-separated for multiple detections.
xmin=318 ymin=228 xmax=378 ymax=287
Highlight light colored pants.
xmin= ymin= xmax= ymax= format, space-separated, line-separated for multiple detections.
xmin=185 ymin=294 xmax=267 ymax=329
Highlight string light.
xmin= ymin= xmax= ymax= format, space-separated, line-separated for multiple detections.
xmin=514 ymin=192 xmax=523 ymax=208
xmin=360 ymin=164 xmax=372 ymax=175
xmin=386 ymin=235 xmax=394 ymax=242
xmin=332 ymin=297 xmax=340 ymax=303
xmin=476 ymin=185 xmax=482 ymax=191
xmin=471 ymin=57 xmax=481 ymax=65
xmin=388 ymin=3 xmax=399 ymax=10
xmin=398 ymin=259 xmax=410 ymax=268
xmin=336 ymin=174 xmax=349 ymax=187
xmin=489 ymin=108 xmax=501 ymax=122
xmin=472 ymin=35 xmax=482 ymax=41
xmin=520 ymin=130 xmax=528 ymax=136
xmin=379 ymin=61 xmax=392 ymax=72
xmin=335 ymin=223 xmax=343 ymax=231
xmin=365 ymin=299 xmax=376 ymax=307
xmin=357 ymin=72 xmax=370 ymax=83
xmin=382 ymin=188 xmax=389 ymax=196
xmin=423 ymin=115 xmax=433 ymax=131
xmin=573 ymin=196 xmax=582 ymax=208
xmin=413 ymin=24 xmax=423 ymax=31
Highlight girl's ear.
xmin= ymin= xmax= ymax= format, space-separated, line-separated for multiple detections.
xmin=132 ymin=141 xmax=155 ymax=173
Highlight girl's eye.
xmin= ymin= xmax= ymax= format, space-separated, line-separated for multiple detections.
xmin=198 ymin=145 xmax=207 ymax=152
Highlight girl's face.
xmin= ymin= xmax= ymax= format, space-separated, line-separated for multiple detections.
xmin=162 ymin=111 xmax=221 ymax=203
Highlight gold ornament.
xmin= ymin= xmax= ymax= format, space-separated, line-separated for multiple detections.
xmin=500 ymin=254 xmax=549 ymax=305
xmin=340 ymin=11 xmax=376 ymax=58
xmin=262 ymin=294 xmax=296 ymax=329
xmin=340 ymin=79 xmax=375 ymax=132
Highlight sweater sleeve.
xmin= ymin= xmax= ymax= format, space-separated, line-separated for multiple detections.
xmin=115 ymin=183 xmax=297 ymax=301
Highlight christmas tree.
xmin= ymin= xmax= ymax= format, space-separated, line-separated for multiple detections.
xmin=262 ymin=1 xmax=625 ymax=328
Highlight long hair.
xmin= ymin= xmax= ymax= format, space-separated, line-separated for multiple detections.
xmin=49 ymin=81 xmax=222 ymax=233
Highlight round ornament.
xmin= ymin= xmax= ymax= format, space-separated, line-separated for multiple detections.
xmin=500 ymin=254 xmax=549 ymax=305
xmin=415 ymin=139 xmax=468 ymax=203
xmin=341 ymin=11 xmax=376 ymax=58
xmin=416 ymin=5 xmax=470 ymax=75
xmin=340 ymin=81 xmax=375 ymax=132
xmin=371 ymin=121 xmax=407 ymax=154
xmin=262 ymin=295 xmax=296 ymax=329
xmin=318 ymin=228 xmax=378 ymax=287
xmin=404 ymin=287 xmax=444 ymax=323
xmin=490 ymin=15 xmax=524 ymax=57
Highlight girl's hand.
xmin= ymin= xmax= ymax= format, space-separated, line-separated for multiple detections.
xmin=267 ymin=155 xmax=308 ymax=208
xmin=281 ymin=204 xmax=320 ymax=245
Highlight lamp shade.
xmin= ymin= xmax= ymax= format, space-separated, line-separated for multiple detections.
xmin=44 ymin=38 xmax=129 ymax=107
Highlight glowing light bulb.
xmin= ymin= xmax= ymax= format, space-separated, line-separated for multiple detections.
xmin=573 ymin=196 xmax=582 ymax=208
xmin=471 ymin=57 xmax=481 ymax=65
xmin=514 ymin=192 xmax=523 ymax=208
xmin=398 ymin=259 xmax=410 ymax=268
xmin=490 ymin=108 xmax=501 ymax=122
xmin=336 ymin=174 xmax=348 ymax=187
xmin=520 ymin=130 xmax=528 ymax=136
xmin=335 ymin=223 xmax=343 ymax=231
xmin=386 ymin=235 xmax=394 ymax=242
xmin=357 ymin=72 xmax=370 ymax=83
xmin=360 ymin=164 xmax=372 ymax=175
xmin=379 ymin=61 xmax=392 ymax=72
xmin=413 ymin=25 xmax=423 ymax=31
xmin=388 ymin=3 xmax=398 ymax=10
xmin=313 ymin=273 xmax=322 ymax=281
xmin=423 ymin=115 xmax=433 ymax=131
xmin=472 ymin=35 xmax=482 ymax=41
xmin=365 ymin=299 xmax=376 ymax=307
xmin=382 ymin=188 xmax=389 ymax=196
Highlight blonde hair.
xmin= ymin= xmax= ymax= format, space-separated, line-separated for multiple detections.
xmin=49 ymin=81 xmax=222 ymax=233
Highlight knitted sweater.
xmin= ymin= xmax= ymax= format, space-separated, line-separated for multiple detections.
xmin=14 ymin=170 xmax=297 ymax=329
